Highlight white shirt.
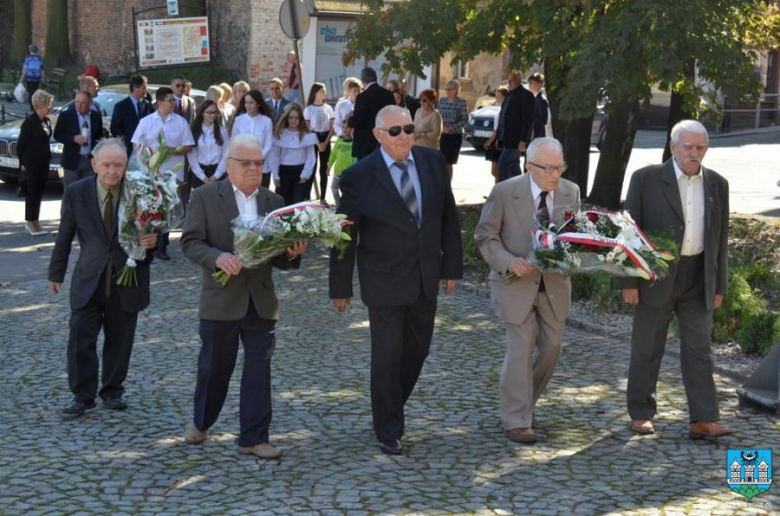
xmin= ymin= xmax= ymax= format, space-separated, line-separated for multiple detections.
xmin=187 ymin=124 xmax=230 ymax=180
xmin=232 ymin=184 xmax=259 ymax=218
xmin=304 ymin=103 xmax=335 ymax=133
xmin=379 ymin=147 xmax=423 ymax=222
xmin=131 ymin=111 xmax=195 ymax=181
xmin=334 ymin=97 xmax=354 ymax=137
xmin=231 ymin=113 xmax=274 ymax=172
xmin=77 ymin=112 xmax=91 ymax=156
xmin=529 ymin=176 xmax=554 ymax=222
xmin=673 ymin=158 xmax=706 ymax=256
xmin=267 ymin=129 xmax=319 ymax=181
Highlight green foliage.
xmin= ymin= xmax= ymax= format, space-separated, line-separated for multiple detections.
xmin=712 ymin=267 xmax=766 ymax=342
xmin=735 ymin=312 xmax=780 ymax=356
xmin=728 ymin=218 xmax=780 ymax=298
xmin=571 ymin=273 xmax=630 ymax=314
xmin=459 ymin=205 xmax=489 ymax=278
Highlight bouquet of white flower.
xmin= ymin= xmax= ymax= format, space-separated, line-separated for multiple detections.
xmin=212 ymin=201 xmax=352 ymax=286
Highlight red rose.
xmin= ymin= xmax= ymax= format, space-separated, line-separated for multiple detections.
xmin=586 ymin=212 xmax=599 ymax=223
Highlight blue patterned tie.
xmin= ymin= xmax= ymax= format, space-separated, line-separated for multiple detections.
xmin=394 ymin=161 xmax=419 ymax=226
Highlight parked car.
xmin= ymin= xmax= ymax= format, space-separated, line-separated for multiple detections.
xmin=0 ymin=84 xmax=205 ymax=183
xmin=463 ymin=95 xmax=608 ymax=151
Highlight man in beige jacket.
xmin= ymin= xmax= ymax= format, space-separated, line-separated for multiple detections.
xmin=475 ymin=137 xmax=580 ymax=444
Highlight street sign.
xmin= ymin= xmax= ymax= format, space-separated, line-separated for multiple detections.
xmin=167 ymin=0 xmax=179 ymax=16
xmin=279 ymin=0 xmax=310 ymax=40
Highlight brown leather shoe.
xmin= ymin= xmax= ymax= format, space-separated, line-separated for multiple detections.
xmin=504 ymin=427 xmax=538 ymax=444
xmin=629 ymin=419 xmax=655 ymax=435
xmin=238 ymin=443 xmax=282 ymax=459
xmin=689 ymin=421 xmax=733 ymax=440
xmin=184 ymin=422 xmax=207 ymax=445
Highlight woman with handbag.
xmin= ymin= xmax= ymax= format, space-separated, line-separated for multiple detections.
xmin=17 ymin=89 xmax=54 ymax=236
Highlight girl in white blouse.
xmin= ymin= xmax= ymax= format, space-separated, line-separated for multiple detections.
xmin=187 ymin=100 xmax=230 ymax=189
xmin=231 ymin=89 xmax=275 ymax=188
xmin=303 ymin=83 xmax=335 ymax=204
xmin=268 ymin=104 xmax=319 ymax=206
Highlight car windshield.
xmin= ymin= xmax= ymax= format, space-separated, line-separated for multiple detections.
xmin=55 ymin=91 xmax=129 ymax=118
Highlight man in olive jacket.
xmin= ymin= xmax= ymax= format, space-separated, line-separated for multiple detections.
xmin=180 ymin=134 xmax=308 ymax=459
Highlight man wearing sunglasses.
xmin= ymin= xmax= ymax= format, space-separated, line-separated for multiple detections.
xmin=475 ymin=137 xmax=580 ymax=445
xmin=329 ymin=105 xmax=463 ymax=456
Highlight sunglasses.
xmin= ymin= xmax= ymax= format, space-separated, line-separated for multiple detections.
xmin=377 ymin=124 xmax=415 ymax=137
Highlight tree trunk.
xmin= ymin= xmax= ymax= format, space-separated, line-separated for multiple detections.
xmin=44 ymin=0 xmax=71 ymax=67
xmin=13 ymin=0 xmax=32 ymax=65
xmin=662 ymin=60 xmax=696 ymax=161
xmin=545 ymin=57 xmax=593 ymax=198
xmin=587 ymin=97 xmax=641 ymax=209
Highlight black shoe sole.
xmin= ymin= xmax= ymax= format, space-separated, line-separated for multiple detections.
xmin=103 ymin=401 xmax=128 ymax=411
xmin=62 ymin=402 xmax=96 ymax=418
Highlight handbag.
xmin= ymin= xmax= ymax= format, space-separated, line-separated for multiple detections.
xmin=13 ymin=82 xmax=27 ymax=104
xmin=16 ymin=167 xmax=27 ymax=198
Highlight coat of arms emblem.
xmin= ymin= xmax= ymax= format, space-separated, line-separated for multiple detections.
xmin=727 ymin=449 xmax=772 ymax=499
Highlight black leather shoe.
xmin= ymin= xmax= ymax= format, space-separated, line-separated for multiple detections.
xmin=103 ymin=397 xmax=128 ymax=410
xmin=379 ymin=440 xmax=402 ymax=455
xmin=156 ymin=249 xmax=171 ymax=261
xmin=62 ymin=399 xmax=96 ymax=418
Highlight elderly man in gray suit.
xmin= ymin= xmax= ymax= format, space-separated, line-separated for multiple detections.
xmin=475 ymin=137 xmax=580 ymax=444
xmin=622 ymin=120 xmax=731 ymax=439
xmin=180 ymin=134 xmax=308 ymax=459
xmin=49 ymin=138 xmax=157 ymax=418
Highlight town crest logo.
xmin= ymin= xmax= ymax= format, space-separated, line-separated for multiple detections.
xmin=727 ymin=449 xmax=772 ymax=499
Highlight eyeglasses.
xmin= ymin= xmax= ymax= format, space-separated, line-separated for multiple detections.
xmin=161 ymin=98 xmax=175 ymax=104
xmin=527 ymin=161 xmax=568 ymax=175
xmin=203 ymin=110 xmax=218 ymax=116
xmin=228 ymin=157 xmax=265 ymax=169
xmin=377 ymin=124 xmax=415 ymax=137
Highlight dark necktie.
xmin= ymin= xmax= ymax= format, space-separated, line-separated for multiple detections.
xmin=178 ymin=98 xmax=183 ymax=115
xmin=537 ymin=190 xmax=549 ymax=293
xmin=537 ymin=190 xmax=550 ymax=227
xmin=135 ymin=100 xmax=141 ymax=119
xmin=103 ymin=191 xmax=114 ymax=296
xmin=394 ymin=161 xmax=419 ymax=226
xmin=274 ymin=100 xmax=279 ymax=116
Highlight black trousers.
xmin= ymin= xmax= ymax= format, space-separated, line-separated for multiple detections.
xmin=68 ymin=270 xmax=138 ymax=403
xmin=310 ymin=132 xmax=331 ymax=202
xmin=277 ymin=164 xmax=308 ymax=206
xmin=193 ymin=299 xmax=277 ymax=447
xmin=24 ymin=161 xmax=49 ymax=221
xmin=261 ymin=172 xmax=271 ymax=189
xmin=190 ymin=163 xmax=218 ymax=190
xmin=367 ymin=293 xmax=437 ymax=442
xmin=25 ymin=81 xmax=40 ymax=110
xmin=627 ymin=253 xmax=719 ymax=422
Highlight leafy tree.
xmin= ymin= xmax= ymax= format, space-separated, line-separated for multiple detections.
xmin=344 ymin=0 xmax=779 ymax=208
xmin=13 ymin=0 xmax=31 ymax=65
xmin=44 ymin=0 xmax=71 ymax=67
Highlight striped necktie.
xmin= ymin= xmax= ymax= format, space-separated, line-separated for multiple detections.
xmin=394 ymin=161 xmax=419 ymax=226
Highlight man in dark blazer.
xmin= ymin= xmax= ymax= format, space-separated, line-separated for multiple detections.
xmin=180 ymin=134 xmax=308 ymax=459
xmin=110 ymin=75 xmax=152 ymax=155
xmin=330 ymin=105 xmax=463 ymax=455
xmin=527 ymin=73 xmax=549 ymax=140
xmin=621 ymin=120 xmax=731 ymax=439
xmin=349 ymin=68 xmax=396 ymax=159
xmin=54 ymin=90 xmax=103 ymax=186
xmin=265 ymin=77 xmax=291 ymax=123
xmin=171 ymin=75 xmax=196 ymax=123
xmin=48 ymin=138 xmax=157 ymax=418
xmin=497 ymin=72 xmax=535 ymax=182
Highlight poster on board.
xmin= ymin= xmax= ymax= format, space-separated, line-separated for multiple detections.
xmin=137 ymin=17 xmax=210 ymax=68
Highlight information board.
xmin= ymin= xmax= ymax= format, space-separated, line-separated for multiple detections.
xmin=137 ymin=16 xmax=210 ymax=68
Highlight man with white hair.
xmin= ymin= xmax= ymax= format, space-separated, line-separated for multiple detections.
xmin=180 ymin=134 xmax=308 ymax=459
xmin=49 ymin=138 xmax=158 ymax=418
xmin=621 ymin=119 xmax=731 ymax=439
xmin=475 ymin=137 xmax=581 ymax=444
xmin=329 ymin=105 xmax=463 ymax=455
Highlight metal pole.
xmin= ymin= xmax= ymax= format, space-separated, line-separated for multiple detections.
xmin=755 ymin=99 xmax=762 ymax=129
xmin=288 ymin=0 xmax=305 ymax=107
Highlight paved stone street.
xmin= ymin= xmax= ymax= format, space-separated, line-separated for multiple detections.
xmin=1 ymin=246 xmax=779 ymax=514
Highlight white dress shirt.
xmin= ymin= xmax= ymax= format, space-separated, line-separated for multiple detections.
xmin=673 ymin=158 xmax=705 ymax=256
xmin=267 ymin=129 xmax=319 ymax=180
xmin=231 ymin=113 xmax=274 ymax=172
xmin=333 ymin=97 xmax=354 ymax=137
xmin=187 ymin=124 xmax=230 ymax=180
xmin=304 ymin=104 xmax=335 ymax=133
xmin=77 ymin=112 xmax=92 ymax=156
xmin=131 ymin=111 xmax=195 ymax=181
xmin=529 ymin=176 xmax=554 ymax=222
xmin=232 ymin=184 xmax=258 ymax=218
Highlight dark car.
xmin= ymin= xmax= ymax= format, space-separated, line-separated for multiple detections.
xmin=0 ymin=84 xmax=205 ymax=183
xmin=463 ymin=95 xmax=608 ymax=151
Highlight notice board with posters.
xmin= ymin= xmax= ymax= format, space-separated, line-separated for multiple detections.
xmin=136 ymin=16 xmax=210 ymax=69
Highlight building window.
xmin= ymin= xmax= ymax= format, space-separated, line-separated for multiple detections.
xmin=453 ymin=59 xmax=470 ymax=79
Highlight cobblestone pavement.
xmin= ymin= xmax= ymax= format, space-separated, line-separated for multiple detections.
xmin=1 ymin=248 xmax=779 ymax=515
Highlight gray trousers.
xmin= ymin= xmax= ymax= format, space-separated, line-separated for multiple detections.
xmin=500 ymin=291 xmax=564 ymax=430
xmin=63 ymin=156 xmax=94 ymax=186
xmin=627 ymin=254 xmax=720 ymax=422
